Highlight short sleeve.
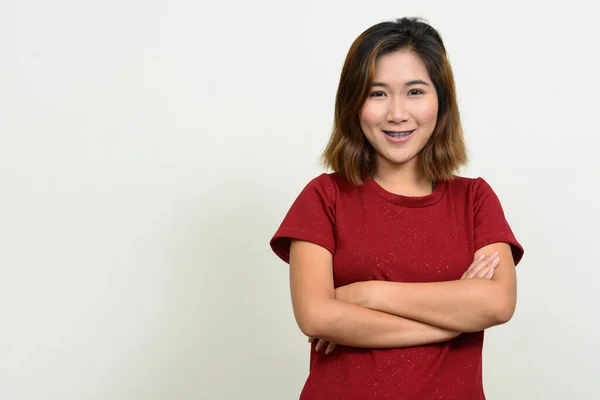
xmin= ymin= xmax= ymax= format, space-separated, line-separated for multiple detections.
xmin=269 ymin=173 xmax=337 ymax=264
xmin=473 ymin=178 xmax=524 ymax=266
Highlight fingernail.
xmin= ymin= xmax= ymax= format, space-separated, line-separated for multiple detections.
xmin=489 ymin=252 xmax=499 ymax=258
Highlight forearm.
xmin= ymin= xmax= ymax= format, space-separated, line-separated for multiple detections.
xmin=300 ymin=298 xmax=460 ymax=348
xmin=365 ymin=280 xmax=514 ymax=333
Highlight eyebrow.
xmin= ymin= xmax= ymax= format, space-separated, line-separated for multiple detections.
xmin=372 ymin=79 xmax=430 ymax=88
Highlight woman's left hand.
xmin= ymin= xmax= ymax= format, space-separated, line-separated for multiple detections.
xmin=306 ymin=281 xmax=373 ymax=354
xmin=308 ymin=336 xmax=337 ymax=354
xmin=307 ymin=281 xmax=374 ymax=355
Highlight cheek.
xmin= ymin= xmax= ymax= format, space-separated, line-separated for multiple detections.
xmin=359 ymin=104 xmax=382 ymax=128
xmin=419 ymin=100 xmax=439 ymax=125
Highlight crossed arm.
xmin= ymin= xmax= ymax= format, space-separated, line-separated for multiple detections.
xmin=289 ymin=239 xmax=517 ymax=352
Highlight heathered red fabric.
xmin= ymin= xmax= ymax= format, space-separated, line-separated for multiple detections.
xmin=270 ymin=172 xmax=524 ymax=400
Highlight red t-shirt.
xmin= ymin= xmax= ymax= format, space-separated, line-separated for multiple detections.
xmin=270 ymin=172 xmax=524 ymax=399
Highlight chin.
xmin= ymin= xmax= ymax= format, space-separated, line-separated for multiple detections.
xmin=381 ymin=152 xmax=417 ymax=166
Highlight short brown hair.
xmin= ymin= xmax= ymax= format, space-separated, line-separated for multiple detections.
xmin=321 ymin=17 xmax=468 ymax=185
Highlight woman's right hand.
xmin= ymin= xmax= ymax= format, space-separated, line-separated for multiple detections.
xmin=460 ymin=252 xmax=500 ymax=280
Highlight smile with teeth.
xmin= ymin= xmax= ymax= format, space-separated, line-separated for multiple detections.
xmin=384 ymin=130 xmax=415 ymax=138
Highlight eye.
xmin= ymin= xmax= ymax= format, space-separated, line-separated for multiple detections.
xmin=408 ymin=89 xmax=425 ymax=96
xmin=369 ymin=90 xmax=387 ymax=97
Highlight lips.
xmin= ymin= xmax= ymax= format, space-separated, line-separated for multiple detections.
xmin=383 ymin=130 xmax=415 ymax=138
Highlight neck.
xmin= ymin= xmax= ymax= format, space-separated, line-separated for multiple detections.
xmin=373 ymin=158 xmax=433 ymax=196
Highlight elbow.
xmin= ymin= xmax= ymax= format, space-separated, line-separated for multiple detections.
xmin=295 ymin=305 xmax=330 ymax=338
xmin=492 ymin=297 xmax=516 ymax=325
xmin=297 ymin=316 xmax=320 ymax=338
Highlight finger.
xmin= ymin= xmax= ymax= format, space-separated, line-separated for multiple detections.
xmin=315 ymin=339 xmax=327 ymax=352
xmin=462 ymin=254 xmax=486 ymax=279
xmin=485 ymin=268 xmax=494 ymax=279
xmin=473 ymin=254 xmax=499 ymax=278
xmin=325 ymin=342 xmax=337 ymax=355
xmin=308 ymin=337 xmax=315 ymax=343
xmin=464 ymin=258 xmax=491 ymax=279
xmin=468 ymin=262 xmax=492 ymax=278
xmin=483 ymin=253 xmax=500 ymax=273
xmin=474 ymin=266 xmax=493 ymax=278
xmin=466 ymin=253 xmax=499 ymax=279
xmin=490 ymin=256 xmax=500 ymax=269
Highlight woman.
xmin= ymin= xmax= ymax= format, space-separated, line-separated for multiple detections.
xmin=270 ymin=17 xmax=523 ymax=399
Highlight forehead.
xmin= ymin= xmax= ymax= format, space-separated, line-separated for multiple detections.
xmin=373 ymin=50 xmax=431 ymax=83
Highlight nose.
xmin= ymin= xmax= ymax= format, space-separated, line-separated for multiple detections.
xmin=387 ymin=97 xmax=409 ymax=124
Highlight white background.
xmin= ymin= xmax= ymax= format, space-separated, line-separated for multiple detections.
xmin=1 ymin=0 xmax=598 ymax=399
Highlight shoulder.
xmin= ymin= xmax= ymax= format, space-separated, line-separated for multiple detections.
xmin=302 ymin=171 xmax=356 ymax=199
xmin=305 ymin=172 xmax=336 ymax=189
xmin=285 ymin=173 xmax=341 ymax=212
xmin=446 ymin=175 xmax=512 ymax=223
xmin=300 ymin=172 xmax=337 ymax=200
xmin=308 ymin=171 xmax=352 ymax=187
xmin=446 ymin=174 xmax=488 ymax=187
xmin=445 ymin=175 xmax=497 ymax=198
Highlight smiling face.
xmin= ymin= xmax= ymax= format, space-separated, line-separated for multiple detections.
xmin=359 ymin=49 xmax=439 ymax=176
